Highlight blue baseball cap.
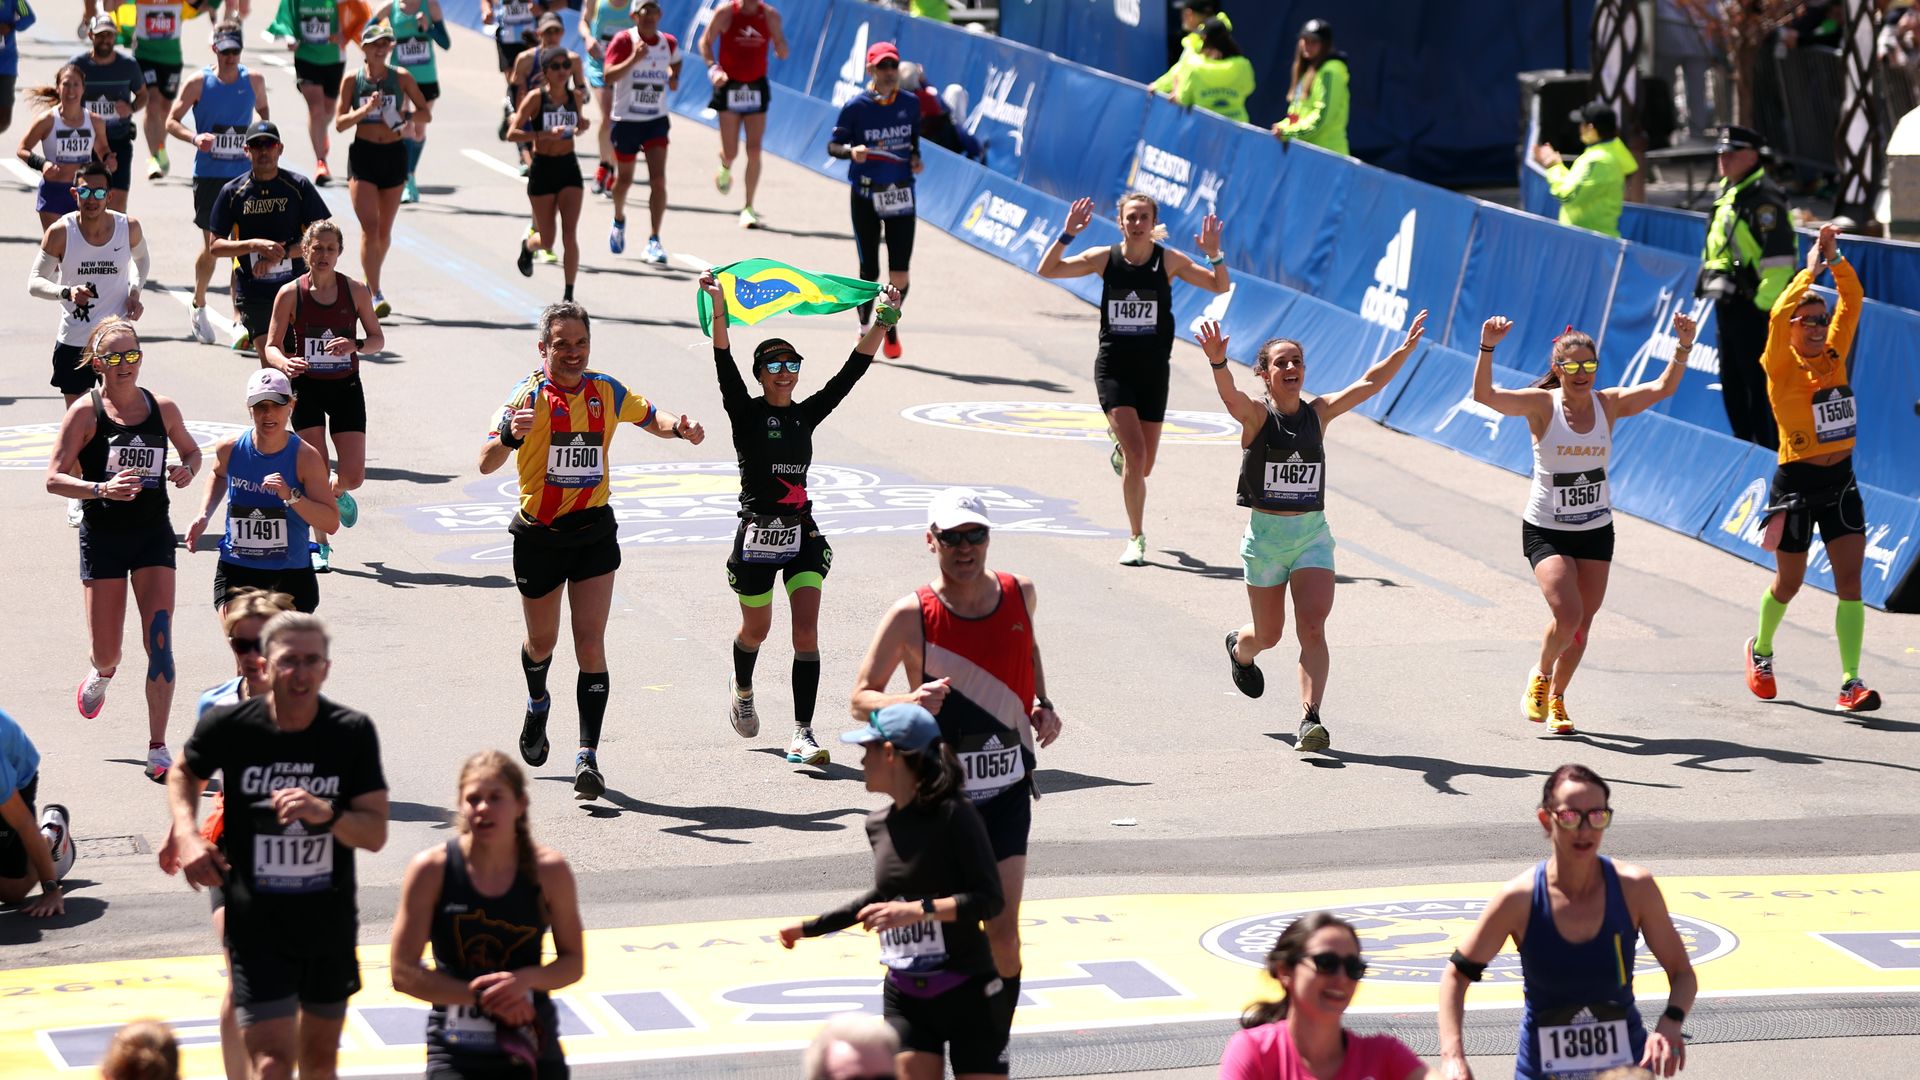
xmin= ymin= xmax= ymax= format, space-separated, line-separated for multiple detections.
xmin=841 ymin=703 xmax=941 ymax=752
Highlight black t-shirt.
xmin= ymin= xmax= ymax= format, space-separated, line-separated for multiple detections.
xmin=69 ymin=50 xmax=145 ymax=143
xmin=716 ymin=346 xmax=873 ymax=518
xmin=207 ymin=170 xmax=332 ymax=304
xmin=183 ymin=695 xmax=386 ymax=951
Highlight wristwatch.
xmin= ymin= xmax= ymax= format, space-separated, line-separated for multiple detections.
xmin=1662 ymin=1005 xmax=1686 ymax=1023
xmin=920 ymin=898 xmax=936 ymax=916
xmin=40 ymin=879 xmax=60 ymax=895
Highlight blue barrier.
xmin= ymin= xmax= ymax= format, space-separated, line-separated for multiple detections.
xmin=1844 ymin=300 xmax=1920 ymax=497
xmin=1022 ymin=60 xmax=1145 ymax=206
xmin=1321 ymin=161 xmax=1477 ymax=338
xmin=1382 ymin=344 xmax=1536 ymax=477
xmin=996 ymin=0 xmax=1166 ymax=90
xmin=1606 ymin=411 xmax=1751 ymax=538
xmin=1449 ymin=203 xmax=1620 ymax=365
xmin=1119 ymin=97 xmax=1241 ymax=256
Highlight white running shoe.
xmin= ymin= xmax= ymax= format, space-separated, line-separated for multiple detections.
xmin=191 ymin=305 xmax=216 ymax=344
xmin=40 ymin=803 xmax=74 ymax=879
xmin=728 ymin=677 xmax=760 ymax=738
xmin=145 ymin=743 xmax=172 ymax=784
xmin=1118 ymin=534 xmax=1147 ymax=566
xmin=76 ymin=669 xmax=110 ymax=719
xmin=786 ymin=727 xmax=829 ymax=766
xmin=643 ymin=237 xmax=668 ymax=265
xmin=66 ymin=498 xmax=83 ymax=528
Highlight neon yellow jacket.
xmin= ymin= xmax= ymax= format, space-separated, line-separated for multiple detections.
xmin=1175 ymin=54 xmax=1254 ymax=124
xmin=1273 ymin=56 xmax=1349 ymax=155
xmin=1149 ymin=11 xmax=1232 ymax=95
xmin=909 ymin=0 xmax=950 ymax=22
xmin=1545 ymin=137 xmax=1639 ymax=237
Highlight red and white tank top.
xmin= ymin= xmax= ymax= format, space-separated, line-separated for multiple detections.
xmin=917 ymin=571 xmax=1036 ymax=804
xmin=715 ymin=0 xmax=772 ymax=83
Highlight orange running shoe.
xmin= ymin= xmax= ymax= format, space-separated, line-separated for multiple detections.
xmin=1547 ymin=695 xmax=1575 ymax=735
xmin=1744 ymin=637 xmax=1777 ymax=700
xmin=1837 ymin=679 xmax=1881 ymax=713
xmin=1523 ymin=672 xmax=1550 ymax=722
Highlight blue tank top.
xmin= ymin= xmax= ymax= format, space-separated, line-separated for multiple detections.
xmin=219 ymin=430 xmax=310 ymax=571
xmin=583 ymin=1 xmax=633 ymax=84
xmin=1515 ymin=857 xmax=1647 ymax=1079
xmin=193 ymin=67 xmax=256 ymax=180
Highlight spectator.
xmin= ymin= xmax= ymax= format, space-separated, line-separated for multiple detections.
xmin=1 ymin=707 xmax=74 ymax=918
xmin=1149 ymin=0 xmax=1227 ymax=101
xmin=1532 ymin=101 xmax=1640 ymax=238
xmin=1779 ymin=1 xmax=1843 ymax=49
xmin=1882 ymin=4 xmax=1920 ymax=95
xmin=0 ymin=0 xmax=38 ymax=134
xmin=1271 ymin=18 xmax=1350 ymax=156
xmin=908 ymin=0 xmax=950 ymax=22
xmin=1175 ymin=18 xmax=1254 ymax=124
xmin=803 ymin=1013 xmax=900 ymax=1080
xmin=1696 ymin=124 xmax=1795 ymax=448
xmin=899 ymin=61 xmax=983 ymax=161
xmin=100 ymin=1021 xmax=179 ymax=1080
xmin=1653 ymin=0 xmax=1716 ymax=144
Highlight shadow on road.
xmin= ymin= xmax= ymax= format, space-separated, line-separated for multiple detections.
xmin=364 ymin=466 xmax=458 ymax=485
xmin=1261 ymin=738 xmax=1687 ymax=796
xmin=1559 ymin=730 xmax=1920 ymax=775
xmin=540 ymin=777 xmax=869 ymax=844
xmin=883 ymin=361 xmax=1070 ymax=393
xmin=327 ymin=562 xmax=516 ymax=590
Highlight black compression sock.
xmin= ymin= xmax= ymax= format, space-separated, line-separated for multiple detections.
xmin=563 ymin=284 xmax=575 ymax=302
xmin=857 ymin=300 xmax=874 ymax=325
xmin=732 ymin=638 xmax=759 ymax=690
xmin=895 ymin=284 xmax=909 ymax=307
xmin=578 ymin=671 xmax=608 ymax=749
xmin=793 ymin=651 xmax=821 ymax=729
xmin=521 ymin=647 xmax=551 ymax=703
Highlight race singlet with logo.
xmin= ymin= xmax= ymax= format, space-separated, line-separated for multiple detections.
xmin=955 ymin=731 xmax=1025 ymax=803
xmin=395 ymin=37 xmax=433 ymax=67
xmin=1536 ymin=1003 xmax=1635 ymax=1077
xmin=1551 ymin=469 xmax=1609 ymax=526
xmin=877 ymin=912 xmax=948 ymax=972
xmin=253 ymin=824 xmax=334 ymax=894
xmin=228 ymin=507 xmax=289 ymax=559
xmin=546 ymin=432 xmax=603 ymax=488
xmin=870 ymin=182 xmax=914 ymax=218
xmin=1107 ymin=292 xmax=1158 ymax=336
xmin=541 ymin=107 xmax=578 ymax=135
xmin=1812 ymin=385 xmax=1856 ymax=443
xmin=300 ymin=14 xmax=332 ymax=44
xmin=51 ymin=125 xmax=95 ymax=164
xmin=624 ymin=79 xmax=664 ymax=118
xmin=109 ymin=432 xmax=166 ymax=489
xmin=740 ymin=515 xmax=801 ymax=564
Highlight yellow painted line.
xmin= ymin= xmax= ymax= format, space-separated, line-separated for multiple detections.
xmin=7 ymin=872 xmax=1919 ymax=1076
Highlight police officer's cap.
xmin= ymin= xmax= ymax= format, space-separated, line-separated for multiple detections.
xmin=1569 ymin=100 xmax=1617 ymax=131
xmin=1300 ymin=18 xmax=1333 ymax=43
xmin=1714 ymin=125 xmax=1766 ymax=154
xmin=1174 ymin=0 xmax=1223 ymax=13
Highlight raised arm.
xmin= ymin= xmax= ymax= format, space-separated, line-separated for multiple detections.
xmin=1318 ymin=309 xmax=1428 ymax=424
xmin=1471 ymin=316 xmax=1550 ymax=420
xmin=1036 ymin=197 xmax=1108 ymax=280
xmin=1196 ymin=320 xmax=1263 ymax=429
xmin=1166 ymin=213 xmax=1228 ymax=292
xmin=1605 ymin=309 xmax=1694 ymax=419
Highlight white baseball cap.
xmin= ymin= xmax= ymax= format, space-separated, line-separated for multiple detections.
xmin=246 ymin=368 xmax=292 ymax=406
xmin=927 ymin=488 xmax=993 ymax=531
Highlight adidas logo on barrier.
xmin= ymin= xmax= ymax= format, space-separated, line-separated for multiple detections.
xmin=832 ymin=21 xmax=873 ymax=107
xmin=1361 ymin=210 xmax=1415 ymax=331
xmin=1115 ymin=0 xmax=1141 ymax=27
xmin=1187 ymin=282 xmax=1235 ymax=337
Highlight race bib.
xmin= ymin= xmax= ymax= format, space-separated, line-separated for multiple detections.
xmin=252 ymin=827 xmax=333 ymax=894
xmin=955 ymin=731 xmax=1025 ymax=802
xmin=1537 ymin=1013 xmax=1633 ymax=1075
xmin=741 ymin=516 xmax=802 ymax=564
xmin=210 ymin=126 xmax=246 ymax=160
xmin=86 ymin=98 xmax=119 ymax=119
xmin=443 ymin=1005 xmax=499 ymax=1051
xmin=1107 ymin=296 xmax=1158 ymax=335
xmin=304 ymin=334 xmax=352 ymax=374
xmin=541 ymin=109 xmax=578 ymax=136
xmin=138 ymin=5 xmax=179 ymax=40
xmin=725 ymin=83 xmax=763 ymax=112
xmin=395 ymin=38 xmax=433 ymax=66
xmin=1261 ymin=455 xmax=1322 ymax=506
xmin=545 ymin=432 xmax=603 ymax=488
xmin=299 ymin=15 xmax=331 ymax=44
xmin=53 ymin=129 xmax=94 ymax=163
xmin=624 ymin=80 xmax=664 ymax=119
xmin=109 ymin=435 xmax=165 ymax=487
xmin=871 ymin=183 xmax=915 ymax=219
xmin=1812 ymin=385 xmax=1856 ymax=443
xmin=359 ymin=92 xmax=402 ymax=128
xmin=228 ymin=507 xmax=289 ymax=558
xmin=877 ymin=916 xmax=947 ymax=971
xmin=1551 ymin=468 xmax=1609 ymax=526
xmin=499 ymin=0 xmax=534 ymax=31
xmin=253 ymin=250 xmax=294 ymax=279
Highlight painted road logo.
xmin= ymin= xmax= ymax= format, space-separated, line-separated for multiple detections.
xmin=0 ymin=421 xmax=246 ymax=470
xmin=900 ymin=402 xmax=1238 ymax=443
xmin=1201 ymin=899 xmax=1736 ymax=984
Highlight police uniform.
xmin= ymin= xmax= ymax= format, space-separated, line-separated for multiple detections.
xmin=1695 ymin=126 xmax=1796 ymax=450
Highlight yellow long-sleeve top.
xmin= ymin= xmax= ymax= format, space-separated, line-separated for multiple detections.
xmin=1764 ymin=257 xmax=1862 ymax=463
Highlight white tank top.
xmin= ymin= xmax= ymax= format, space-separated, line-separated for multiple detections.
xmin=57 ymin=212 xmax=132 ymax=347
xmin=1523 ymin=388 xmax=1613 ymax=532
xmin=42 ymin=111 xmax=97 ymax=168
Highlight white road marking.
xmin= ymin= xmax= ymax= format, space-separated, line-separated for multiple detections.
xmin=3 ymin=157 xmax=42 ymax=187
xmin=459 ymin=147 xmax=526 ymax=181
xmin=150 ymin=281 xmax=243 ymax=344
xmin=671 ymin=253 xmax=713 ymax=273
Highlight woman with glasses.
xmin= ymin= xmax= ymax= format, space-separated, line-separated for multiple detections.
xmin=336 ymin=21 xmax=432 ymax=318
xmin=1222 ymin=912 xmax=1433 ymax=1080
xmin=1438 ymin=764 xmax=1696 ymax=1080
xmin=699 ymin=272 xmax=898 ymax=767
xmin=45 ymin=318 xmax=200 ymax=785
xmin=509 ymin=45 xmax=591 ymax=301
xmin=1473 ymin=312 xmax=1694 ymax=734
xmin=17 ymin=63 xmax=116 ymax=229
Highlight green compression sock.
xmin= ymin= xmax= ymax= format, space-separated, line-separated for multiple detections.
xmin=1836 ymin=599 xmax=1864 ymax=682
xmin=1755 ymin=590 xmax=1789 ymax=655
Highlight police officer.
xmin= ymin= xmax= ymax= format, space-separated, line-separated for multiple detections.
xmin=1531 ymin=101 xmax=1639 ymax=239
xmin=1695 ymin=124 xmax=1794 ymax=450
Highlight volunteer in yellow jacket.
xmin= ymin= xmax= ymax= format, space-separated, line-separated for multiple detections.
xmin=1532 ymin=101 xmax=1639 ymax=238
xmin=1271 ymin=18 xmax=1348 ymax=156
xmin=1743 ymin=223 xmax=1879 ymax=713
xmin=1150 ymin=0 xmax=1225 ymax=99
xmin=1174 ymin=19 xmax=1253 ymax=124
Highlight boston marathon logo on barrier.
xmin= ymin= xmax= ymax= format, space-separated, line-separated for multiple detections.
xmin=900 ymin=401 xmax=1239 ymax=443
xmin=1201 ymin=899 xmax=1737 ymax=985
xmin=1720 ymin=475 xmax=1912 ymax=583
xmin=0 ymin=421 xmax=247 ymax=470
xmin=960 ymin=190 xmax=1054 ymax=258
xmin=1126 ymin=141 xmax=1224 ymax=218
xmin=400 ymin=461 xmax=1117 ymax=561
xmin=1623 ymin=288 xmax=1721 ymax=386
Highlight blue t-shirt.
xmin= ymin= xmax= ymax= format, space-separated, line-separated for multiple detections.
xmin=198 ymin=676 xmax=245 ymax=719
xmin=831 ymin=90 xmax=919 ymax=196
xmin=0 ymin=0 xmax=38 ymax=79
xmin=0 ymin=708 xmax=41 ymax=800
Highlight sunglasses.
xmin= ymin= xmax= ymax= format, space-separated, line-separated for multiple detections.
xmin=1302 ymin=952 xmax=1368 ymax=980
xmin=544 ymin=59 xmax=569 ymax=69
xmin=760 ymin=360 xmax=801 ymax=374
xmin=935 ymin=525 xmax=990 ymax=547
xmin=1549 ymin=807 xmax=1613 ymax=831
xmin=75 ymin=186 xmax=111 ymax=201
xmin=1557 ymin=360 xmax=1599 ymax=374
xmin=875 ymin=59 xmax=900 ymax=70
xmin=246 ymin=141 xmax=280 ymax=151
xmin=1793 ymin=313 xmax=1831 ymax=327
xmin=229 ymin=636 xmax=262 ymax=655
xmin=95 ymin=349 xmax=142 ymax=366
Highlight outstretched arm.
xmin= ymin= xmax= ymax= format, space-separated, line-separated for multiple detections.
xmin=1605 ymin=310 xmax=1694 ymax=419
xmin=1197 ymin=320 xmax=1263 ymax=429
xmin=1167 ymin=214 xmax=1227 ymax=292
xmin=1036 ymin=197 xmax=1107 ymax=279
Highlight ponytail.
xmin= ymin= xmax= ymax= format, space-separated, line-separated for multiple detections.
xmin=22 ymin=65 xmax=84 ymax=110
xmin=904 ymin=742 xmax=965 ymax=808
xmin=1239 ymin=912 xmax=1360 ymax=1028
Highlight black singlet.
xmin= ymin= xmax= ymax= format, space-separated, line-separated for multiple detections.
xmin=714 ymin=345 xmax=874 ymax=517
xmin=1096 ymin=243 xmax=1174 ymax=364
xmin=1236 ymin=400 xmax=1328 ymax=512
xmin=424 ymin=839 xmax=564 ymax=1072
xmin=79 ymin=388 xmax=171 ymax=529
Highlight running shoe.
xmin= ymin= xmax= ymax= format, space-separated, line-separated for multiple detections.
xmin=402 ymin=175 xmax=419 ymax=204
xmin=536 ymin=247 xmax=558 ymax=265
xmin=315 ymin=160 xmax=331 ymax=186
xmin=573 ymin=749 xmax=606 ymax=801
xmin=1523 ymin=671 xmax=1550 ymax=722
xmin=518 ymin=162 xmax=530 ymax=178
xmin=739 ymin=205 xmax=762 ymax=229
xmin=519 ymin=698 xmax=550 ymax=767
xmin=715 ymin=163 xmax=732 ymax=194
xmin=373 ymin=292 xmax=391 ymax=318
xmin=883 ymin=326 xmax=902 ymax=360
xmin=1837 ymin=679 xmax=1882 ymax=713
xmin=336 ymin=490 xmax=359 ymax=529
xmin=145 ymin=743 xmax=171 ymax=784
xmin=1224 ymin=630 xmax=1264 ymax=699
xmin=75 ymin=669 xmax=110 ymax=720
xmin=1110 ymin=444 xmax=1124 ymax=476
xmin=592 ymin=163 xmax=610 ymax=195
xmin=1295 ymin=710 xmax=1330 ymax=753
xmin=1744 ymin=637 xmax=1777 ymax=700
xmin=40 ymin=803 xmax=74 ymax=880
xmin=787 ymin=727 xmax=830 ymax=766
xmin=1119 ymin=534 xmax=1147 ymax=567
xmin=1547 ymin=696 xmax=1575 ymax=735
xmin=190 ymin=305 xmax=216 ymax=345
xmin=66 ymin=498 xmax=83 ymax=528
xmin=231 ymin=328 xmax=252 ymax=353
xmin=516 ymin=237 xmax=535 ymax=278
xmin=499 ymin=102 xmax=512 ymax=141
xmin=643 ymin=237 xmax=668 ymax=265
xmin=728 ymin=677 xmax=760 ymax=738
xmin=310 ymin=542 xmax=332 ymax=573
xmin=146 ymin=150 xmax=168 ymax=180
xmin=608 ymin=219 xmax=626 ymax=255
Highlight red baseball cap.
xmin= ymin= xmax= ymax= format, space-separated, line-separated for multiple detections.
xmin=866 ymin=41 xmax=900 ymax=66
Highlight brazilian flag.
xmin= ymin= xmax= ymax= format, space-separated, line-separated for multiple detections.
xmin=697 ymin=259 xmax=881 ymax=338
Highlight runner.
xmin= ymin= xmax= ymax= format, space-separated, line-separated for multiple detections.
xmin=17 ymin=64 xmax=116 ymax=230
xmin=1438 ymin=764 xmax=1696 ymax=1080
xmin=390 ymin=751 xmax=585 ymax=1080
xmin=262 ymin=221 xmax=385 ymax=573
xmin=1220 ymin=913 xmax=1433 ymax=1080
xmin=777 ymin=703 xmax=1011 ymax=1080
xmin=508 ymin=44 xmax=588 ymax=300
xmin=117 ymin=0 xmax=202 ymax=181
xmin=0 ymin=708 xmax=77 ymax=919
xmin=1745 ymin=223 xmax=1882 ymax=712
xmin=166 ymin=19 xmax=269 ymax=344
xmin=206 ymin=120 xmax=332 ymax=351
xmin=1038 ymin=193 xmax=1229 ymax=565
xmin=828 ymin=41 xmax=922 ymax=356
xmin=488 ymin=0 xmax=557 ymax=171
xmin=700 ymin=272 xmax=899 ymax=767
xmin=160 ymin=611 xmax=390 ymax=1080
xmin=185 ymin=368 xmax=341 ymax=615
xmin=270 ymin=0 xmax=345 ymax=185
xmin=45 ymin=317 xmax=199 ymax=783
xmin=850 ymin=489 xmax=1064 ymax=1028
xmin=71 ymin=16 xmax=147 ymax=214
xmin=336 ymin=20 xmax=430 ymax=318
xmin=1474 ymin=312 xmax=1694 ymax=734
xmin=700 ymin=0 xmax=788 ymax=228
xmin=371 ymin=0 xmax=449 ymax=203
xmin=0 ymin=0 xmax=36 ymax=135
xmin=602 ymin=0 xmax=679 ymax=264
xmin=1201 ymin=313 xmax=1426 ymax=752
xmin=580 ymin=0 xmax=634 ymax=196
xmin=477 ymin=302 xmax=706 ymax=801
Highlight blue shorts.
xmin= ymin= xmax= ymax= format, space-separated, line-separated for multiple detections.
xmin=1240 ymin=510 xmax=1335 ymax=588
xmin=36 ymin=181 xmax=78 ymax=216
xmin=611 ymin=118 xmax=669 ymax=161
